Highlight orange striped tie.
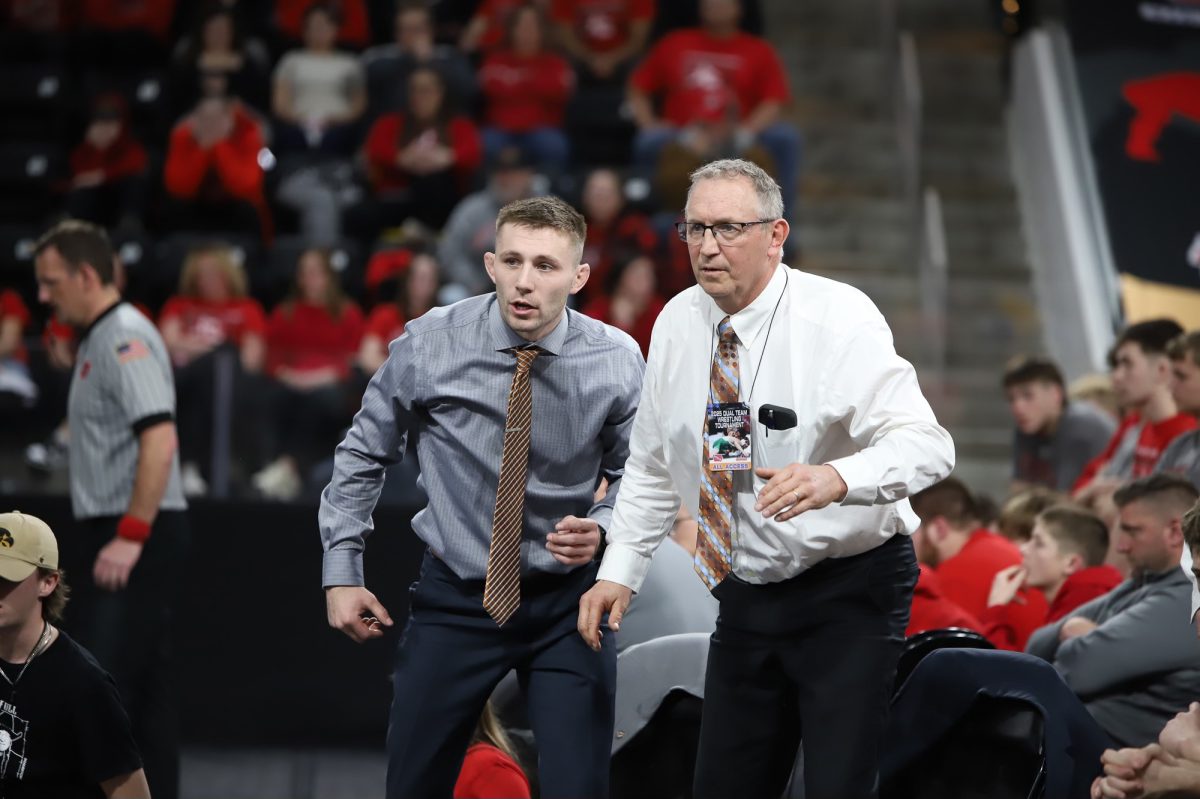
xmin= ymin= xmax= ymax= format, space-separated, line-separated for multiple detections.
xmin=483 ymin=346 xmax=541 ymax=626
xmin=696 ymin=317 xmax=738 ymax=589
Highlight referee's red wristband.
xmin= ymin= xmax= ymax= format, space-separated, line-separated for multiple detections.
xmin=116 ymin=515 xmax=152 ymax=543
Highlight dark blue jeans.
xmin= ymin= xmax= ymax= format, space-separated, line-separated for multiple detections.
xmin=386 ymin=552 xmax=616 ymax=799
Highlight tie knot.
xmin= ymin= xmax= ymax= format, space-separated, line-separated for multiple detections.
xmin=717 ymin=317 xmax=737 ymax=344
xmin=511 ymin=346 xmax=541 ymax=372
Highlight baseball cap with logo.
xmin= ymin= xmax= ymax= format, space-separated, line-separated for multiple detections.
xmin=0 ymin=512 xmax=59 ymax=582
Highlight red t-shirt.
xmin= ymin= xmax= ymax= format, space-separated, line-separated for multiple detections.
xmin=267 ymin=300 xmax=364 ymax=378
xmin=470 ymin=0 xmax=527 ymax=52
xmin=363 ymin=113 xmax=483 ymax=194
xmin=454 ymin=743 xmax=530 ymax=799
xmin=979 ymin=564 xmax=1123 ymax=651
xmin=1073 ymin=411 xmax=1199 ymax=491
xmin=0 ymin=289 xmax=32 ymax=363
xmin=581 ymin=295 xmax=663 ymax=357
xmin=274 ymin=0 xmax=370 ymax=48
xmin=550 ymin=0 xmax=654 ymax=53
xmin=364 ymin=304 xmax=406 ymax=344
xmin=480 ymin=51 xmax=574 ymax=132
xmin=159 ymin=296 xmax=267 ymax=349
xmin=630 ymin=29 xmax=790 ymax=126
xmin=935 ymin=530 xmax=1049 ymax=638
xmin=906 ymin=564 xmax=984 ymax=638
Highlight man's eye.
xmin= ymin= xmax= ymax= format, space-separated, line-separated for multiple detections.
xmin=715 ymin=224 xmax=738 ymax=235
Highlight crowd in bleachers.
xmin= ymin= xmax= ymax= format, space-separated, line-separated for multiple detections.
xmin=7 ymin=3 xmax=1200 ymax=797
xmin=896 ymin=319 xmax=1200 ymax=798
xmin=0 ymin=0 xmax=798 ymax=500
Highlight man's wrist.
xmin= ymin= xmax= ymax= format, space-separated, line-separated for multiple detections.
xmin=593 ymin=524 xmax=608 ymax=562
xmin=116 ymin=514 xmax=152 ymax=543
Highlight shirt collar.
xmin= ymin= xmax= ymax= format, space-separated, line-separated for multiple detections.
xmin=79 ymin=300 xmax=123 ymax=343
xmin=701 ymin=263 xmax=789 ymax=349
xmin=486 ymin=294 xmax=569 ymax=355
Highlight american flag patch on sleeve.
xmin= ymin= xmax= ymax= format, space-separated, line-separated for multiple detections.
xmin=116 ymin=339 xmax=150 ymax=364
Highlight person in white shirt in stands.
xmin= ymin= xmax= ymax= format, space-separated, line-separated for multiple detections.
xmin=578 ymin=158 xmax=955 ymax=799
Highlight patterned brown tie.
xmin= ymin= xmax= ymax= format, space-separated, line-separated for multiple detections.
xmin=483 ymin=346 xmax=542 ymax=626
xmin=696 ymin=316 xmax=738 ymax=589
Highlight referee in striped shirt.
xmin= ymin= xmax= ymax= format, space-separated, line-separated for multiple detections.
xmin=34 ymin=220 xmax=188 ymax=799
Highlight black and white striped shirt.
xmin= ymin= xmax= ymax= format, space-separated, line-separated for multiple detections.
xmin=67 ymin=302 xmax=186 ymax=519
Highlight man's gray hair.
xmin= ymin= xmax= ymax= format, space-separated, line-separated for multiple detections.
xmin=686 ymin=159 xmax=784 ymax=220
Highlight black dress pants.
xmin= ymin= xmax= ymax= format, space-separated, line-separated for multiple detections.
xmin=694 ymin=533 xmax=918 ymax=799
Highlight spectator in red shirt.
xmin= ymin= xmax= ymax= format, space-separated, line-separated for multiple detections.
xmin=581 ymin=253 xmax=663 ymax=357
xmin=274 ymin=0 xmax=369 ymax=49
xmin=163 ymin=88 xmax=272 ymax=241
xmin=577 ymin=167 xmax=659 ymax=302
xmin=906 ymin=564 xmax=985 ymax=638
xmin=64 ymin=94 xmax=149 ymax=232
xmin=454 ymin=703 xmax=531 ymax=799
xmin=358 ymin=251 xmax=440 ymax=375
xmin=271 ymin=2 xmax=367 ymax=156
xmin=1075 ymin=319 xmax=1196 ymax=527
xmin=628 ymin=0 xmax=800 ymax=214
xmin=910 ymin=477 xmax=1049 ymax=642
xmin=159 ymin=244 xmax=268 ymax=495
xmin=254 ymin=248 xmax=364 ymax=500
xmin=351 ymin=66 xmax=483 ymax=237
xmin=479 ymin=4 xmax=574 ymax=175
xmin=981 ymin=504 xmax=1123 ymax=651
xmin=552 ymin=0 xmax=654 ymax=85
xmin=0 ymin=288 xmax=37 ymax=413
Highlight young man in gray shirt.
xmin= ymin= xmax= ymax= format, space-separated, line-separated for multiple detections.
xmin=320 ymin=197 xmax=644 ymax=798
xmin=1003 ymin=355 xmax=1116 ymax=492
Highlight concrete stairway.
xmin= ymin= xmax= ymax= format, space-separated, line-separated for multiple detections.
xmin=763 ymin=0 xmax=1041 ymax=498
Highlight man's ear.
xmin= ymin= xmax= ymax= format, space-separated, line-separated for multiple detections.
xmin=483 ymin=252 xmax=498 ymax=286
xmin=1062 ymin=551 xmax=1085 ymax=577
xmin=571 ymin=262 xmax=591 ymax=295
xmin=37 ymin=570 xmax=58 ymax=600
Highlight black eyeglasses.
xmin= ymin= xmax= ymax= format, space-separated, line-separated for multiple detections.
xmin=675 ymin=220 xmax=772 ymax=245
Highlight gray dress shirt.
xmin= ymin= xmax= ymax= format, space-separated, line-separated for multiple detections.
xmin=319 ymin=294 xmax=645 ymax=586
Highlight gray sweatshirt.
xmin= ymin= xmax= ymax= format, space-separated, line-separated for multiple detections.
xmin=1026 ymin=565 xmax=1200 ymax=746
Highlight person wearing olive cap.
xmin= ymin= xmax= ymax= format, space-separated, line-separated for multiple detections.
xmin=0 ymin=511 xmax=148 ymax=798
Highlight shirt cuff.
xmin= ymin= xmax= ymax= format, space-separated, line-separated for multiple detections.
xmin=588 ymin=504 xmax=614 ymax=537
xmin=824 ymin=454 xmax=876 ymax=506
xmin=596 ymin=543 xmax=653 ymax=593
xmin=322 ymin=548 xmax=366 ymax=588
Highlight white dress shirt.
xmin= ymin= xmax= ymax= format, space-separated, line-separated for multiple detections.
xmin=597 ymin=263 xmax=956 ymax=592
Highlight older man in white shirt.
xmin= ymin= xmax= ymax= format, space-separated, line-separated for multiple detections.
xmin=578 ymin=158 xmax=955 ymax=799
